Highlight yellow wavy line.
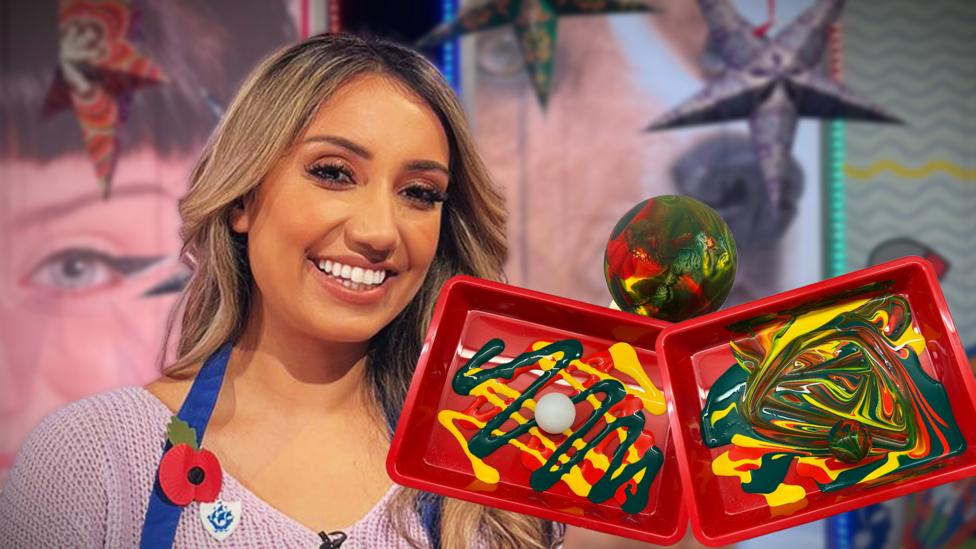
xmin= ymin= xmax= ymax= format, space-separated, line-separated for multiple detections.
xmin=845 ymin=159 xmax=976 ymax=181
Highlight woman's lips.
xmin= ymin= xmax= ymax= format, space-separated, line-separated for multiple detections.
xmin=308 ymin=259 xmax=392 ymax=305
xmin=312 ymin=257 xmax=392 ymax=287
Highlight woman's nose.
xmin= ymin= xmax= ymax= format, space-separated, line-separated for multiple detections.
xmin=345 ymin=188 xmax=398 ymax=263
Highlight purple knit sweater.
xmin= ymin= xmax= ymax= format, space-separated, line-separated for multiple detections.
xmin=0 ymin=387 xmax=433 ymax=548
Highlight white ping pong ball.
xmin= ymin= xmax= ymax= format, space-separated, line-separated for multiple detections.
xmin=534 ymin=392 xmax=576 ymax=434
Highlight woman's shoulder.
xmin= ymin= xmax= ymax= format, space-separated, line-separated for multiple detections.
xmin=29 ymin=386 xmax=172 ymax=446
xmin=0 ymin=387 xmax=171 ymax=546
xmin=8 ymin=386 xmax=172 ymax=488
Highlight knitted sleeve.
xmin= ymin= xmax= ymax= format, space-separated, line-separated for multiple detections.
xmin=0 ymin=399 xmax=110 ymax=548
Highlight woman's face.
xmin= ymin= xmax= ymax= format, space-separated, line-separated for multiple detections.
xmin=233 ymin=73 xmax=450 ymax=345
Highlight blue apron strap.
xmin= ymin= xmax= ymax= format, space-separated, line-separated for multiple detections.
xmin=418 ymin=493 xmax=442 ymax=549
xmin=139 ymin=342 xmax=234 ymax=549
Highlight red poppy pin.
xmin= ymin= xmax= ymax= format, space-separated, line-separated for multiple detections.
xmin=158 ymin=417 xmax=223 ymax=506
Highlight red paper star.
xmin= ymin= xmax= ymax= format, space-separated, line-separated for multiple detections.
xmin=43 ymin=0 xmax=167 ymax=197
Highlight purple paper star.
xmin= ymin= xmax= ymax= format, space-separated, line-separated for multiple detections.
xmin=647 ymin=0 xmax=901 ymax=214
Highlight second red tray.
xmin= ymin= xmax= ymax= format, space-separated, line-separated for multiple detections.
xmin=657 ymin=257 xmax=976 ymax=546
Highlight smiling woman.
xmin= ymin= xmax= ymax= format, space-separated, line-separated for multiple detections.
xmin=229 ymin=75 xmax=451 ymax=344
xmin=0 ymin=34 xmax=558 ymax=549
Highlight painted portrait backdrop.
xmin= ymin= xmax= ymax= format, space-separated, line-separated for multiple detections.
xmin=0 ymin=0 xmax=299 ymax=483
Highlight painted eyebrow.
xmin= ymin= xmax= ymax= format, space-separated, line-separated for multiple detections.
xmin=9 ymin=183 xmax=173 ymax=228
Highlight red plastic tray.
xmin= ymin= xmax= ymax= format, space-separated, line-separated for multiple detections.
xmin=656 ymin=256 xmax=976 ymax=546
xmin=387 ymin=276 xmax=686 ymax=544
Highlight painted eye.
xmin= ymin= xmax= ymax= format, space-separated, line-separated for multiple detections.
xmin=24 ymin=248 xmax=161 ymax=294
xmin=27 ymin=249 xmax=119 ymax=292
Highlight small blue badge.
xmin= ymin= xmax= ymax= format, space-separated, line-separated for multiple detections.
xmin=199 ymin=499 xmax=241 ymax=541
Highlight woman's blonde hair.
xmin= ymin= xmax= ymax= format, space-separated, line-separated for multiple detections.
xmin=166 ymin=34 xmax=560 ymax=549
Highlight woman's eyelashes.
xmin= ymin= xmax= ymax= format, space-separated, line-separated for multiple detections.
xmin=307 ymin=160 xmax=355 ymax=186
xmin=402 ymin=184 xmax=448 ymax=208
xmin=307 ymin=159 xmax=447 ymax=208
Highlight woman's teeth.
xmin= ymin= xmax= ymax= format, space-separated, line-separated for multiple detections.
xmin=315 ymin=259 xmax=387 ymax=291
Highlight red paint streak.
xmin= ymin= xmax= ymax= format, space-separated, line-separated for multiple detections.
xmin=580 ymin=458 xmax=603 ymax=485
xmin=728 ymin=444 xmax=779 ymax=461
xmin=524 ymin=436 xmax=553 ymax=470
xmin=795 ymin=461 xmax=834 ymax=485
xmin=832 ymin=374 xmax=856 ymax=391
xmin=881 ymin=384 xmax=894 ymax=417
xmin=453 ymin=341 xmax=657 ymax=490
xmin=901 ymin=362 xmax=948 ymax=454
xmin=614 ymin=479 xmax=640 ymax=504
xmin=609 ymin=394 xmax=644 ymax=417
xmin=584 ymin=351 xmax=614 ymax=373
xmin=681 ymin=274 xmax=702 ymax=297
xmin=633 ymin=256 xmax=664 ymax=279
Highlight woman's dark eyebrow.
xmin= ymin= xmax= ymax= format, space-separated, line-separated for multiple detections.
xmin=405 ymin=160 xmax=449 ymax=176
xmin=303 ymin=135 xmax=372 ymax=159
xmin=303 ymin=135 xmax=447 ymax=175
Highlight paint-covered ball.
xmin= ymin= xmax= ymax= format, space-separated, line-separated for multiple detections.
xmin=535 ymin=392 xmax=576 ymax=434
xmin=604 ymin=195 xmax=737 ymax=322
xmin=828 ymin=419 xmax=872 ymax=463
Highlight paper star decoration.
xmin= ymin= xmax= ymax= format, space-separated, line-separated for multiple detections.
xmin=647 ymin=0 xmax=901 ymax=213
xmin=43 ymin=0 xmax=167 ymax=198
xmin=417 ymin=0 xmax=658 ymax=106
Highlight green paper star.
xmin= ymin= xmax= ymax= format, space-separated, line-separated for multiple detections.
xmin=417 ymin=0 xmax=657 ymax=107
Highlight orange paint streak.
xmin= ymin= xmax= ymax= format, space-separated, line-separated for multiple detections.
xmin=881 ymin=384 xmax=894 ymax=417
xmin=681 ymin=274 xmax=702 ymax=296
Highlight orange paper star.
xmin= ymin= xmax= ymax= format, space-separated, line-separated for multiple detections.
xmin=43 ymin=0 xmax=167 ymax=197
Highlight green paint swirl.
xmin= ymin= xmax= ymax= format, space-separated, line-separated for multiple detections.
xmin=702 ymin=294 xmax=965 ymax=498
xmin=454 ymin=338 xmax=663 ymax=514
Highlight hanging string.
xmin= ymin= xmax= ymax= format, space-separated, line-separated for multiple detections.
xmin=829 ymin=22 xmax=843 ymax=80
xmin=328 ymin=0 xmax=342 ymax=33
xmin=753 ymin=0 xmax=776 ymax=38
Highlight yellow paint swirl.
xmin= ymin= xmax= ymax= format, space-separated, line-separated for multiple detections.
xmin=437 ymin=339 xmax=665 ymax=501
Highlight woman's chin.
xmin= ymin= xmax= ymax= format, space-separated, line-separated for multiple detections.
xmin=300 ymin=310 xmax=391 ymax=346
